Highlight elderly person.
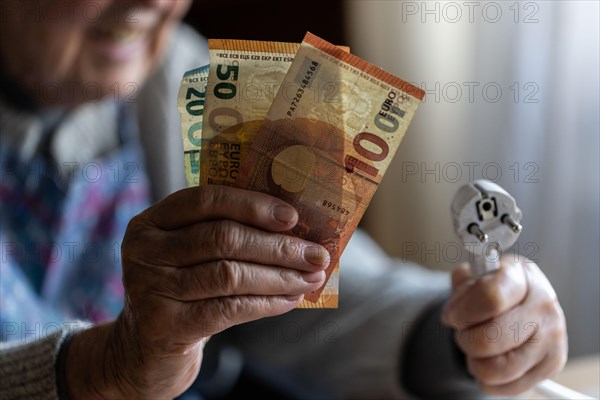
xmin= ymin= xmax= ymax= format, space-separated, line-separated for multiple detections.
xmin=0 ymin=1 xmax=567 ymax=399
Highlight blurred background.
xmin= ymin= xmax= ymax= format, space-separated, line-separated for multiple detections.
xmin=187 ymin=1 xmax=599 ymax=359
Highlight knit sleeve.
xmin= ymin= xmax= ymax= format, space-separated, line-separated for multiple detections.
xmin=0 ymin=324 xmax=86 ymax=400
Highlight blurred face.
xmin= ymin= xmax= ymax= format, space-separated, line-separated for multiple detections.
xmin=0 ymin=0 xmax=192 ymax=107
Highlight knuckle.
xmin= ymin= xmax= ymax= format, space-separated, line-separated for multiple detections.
xmin=246 ymin=199 xmax=264 ymax=222
xmin=122 ymin=215 xmax=145 ymax=254
xmin=471 ymin=330 xmax=498 ymax=357
xmin=474 ymin=354 xmax=510 ymax=384
xmin=213 ymin=220 xmax=244 ymax=254
xmin=542 ymin=300 xmax=567 ymax=336
xmin=215 ymin=296 xmax=277 ymax=326
xmin=540 ymin=298 xmax=562 ymax=320
xmin=480 ymin=282 xmax=506 ymax=316
xmin=276 ymin=237 xmax=302 ymax=263
xmin=122 ymin=213 xmax=166 ymax=266
xmin=549 ymin=322 xmax=567 ymax=344
xmin=258 ymin=296 xmax=278 ymax=313
xmin=217 ymin=296 xmax=244 ymax=324
xmin=197 ymin=185 xmax=221 ymax=214
xmin=277 ymin=267 xmax=297 ymax=285
xmin=216 ymin=260 xmax=241 ymax=293
xmin=248 ymin=296 xmax=277 ymax=316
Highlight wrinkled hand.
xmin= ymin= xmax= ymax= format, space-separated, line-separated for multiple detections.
xmin=442 ymin=257 xmax=568 ymax=396
xmin=66 ymin=185 xmax=328 ymax=399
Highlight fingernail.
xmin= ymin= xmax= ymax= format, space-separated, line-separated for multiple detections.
xmin=304 ymin=246 xmax=329 ymax=266
xmin=301 ymin=271 xmax=326 ymax=283
xmin=273 ymin=205 xmax=296 ymax=224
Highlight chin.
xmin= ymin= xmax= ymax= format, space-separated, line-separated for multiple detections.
xmin=56 ymin=51 xmax=154 ymax=107
xmin=95 ymin=62 xmax=151 ymax=103
xmin=75 ymin=34 xmax=170 ymax=105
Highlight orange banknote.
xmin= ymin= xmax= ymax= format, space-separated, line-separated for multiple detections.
xmin=235 ymin=32 xmax=425 ymax=306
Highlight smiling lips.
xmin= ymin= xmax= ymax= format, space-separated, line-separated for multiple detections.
xmin=90 ymin=25 xmax=153 ymax=63
xmin=95 ymin=25 xmax=146 ymax=43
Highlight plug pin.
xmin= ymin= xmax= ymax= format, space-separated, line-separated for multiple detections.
xmin=502 ymin=214 xmax=522 ymax=233
xmin=468 ymin=223 xmax=488 ymax=243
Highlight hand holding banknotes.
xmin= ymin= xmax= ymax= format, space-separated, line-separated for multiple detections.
xmin=0 ymin=0 xmax=574 ymax=397
xmin=65 ymin=185 xmax=329 ymax=399
xmin=442 ymin=257 xmax=568 ymax=396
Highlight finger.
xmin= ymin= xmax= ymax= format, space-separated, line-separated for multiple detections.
xmin=183 ymin=294 xmax=304 ymax=338
xmin=148 ymin=185 xmax=298 ymax=231
xmin=520 ymin=257 xmax=559 ymax=302
xmin=158 ymin=261 xmax=326 ymax=301
xmin=480 ymin=345 xmax=567 ymax=396
xmin=478 ymin=277 xmax=568 ymax=397
xmin=442 ymin=258 xmax=528 ymax=326
xmin=454 ymin=258 xmax=567 ymax=358
xmin=467 ymin=337 xmax=546 ymax=386
xmin=454 ymin=305 xmax=541 ymax=358
xmin=452 ymin=263 xmax=473 ymax=290
xmin=155 ymin=220 xmax=330 ymax=271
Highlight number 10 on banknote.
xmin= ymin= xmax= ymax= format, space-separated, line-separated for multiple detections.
xmin=236 ymin=32 xmax=425 ymax=307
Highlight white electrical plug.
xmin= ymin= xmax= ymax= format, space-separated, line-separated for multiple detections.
xmin=451 ymin=179 xmax=523 ymax=276
xmin=450 ymin=180 xmax=592 ymax=399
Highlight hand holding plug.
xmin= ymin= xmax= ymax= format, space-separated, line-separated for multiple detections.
xmin=443 ymin=180 xmax=581 ymax=398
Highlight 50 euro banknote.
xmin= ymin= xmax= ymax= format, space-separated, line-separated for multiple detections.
xmin=234 ymin=32 xmax=425 ymax=307
xmin=200 ymin=39 xmax=349 ymax=188
xmin=178 ymin=40 xmax=319 ymax=187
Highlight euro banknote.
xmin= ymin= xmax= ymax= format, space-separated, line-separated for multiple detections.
xmin=200 ymin=39 xmax=348 ymax=188
xmin=177 ymin=65 xmax=209 ymax=187
xmin=197 ymin=39 xmax=349 ymax=307
xmin=235 ymin=32 xmax=425 ymax=305
xmin=177 ymin=34 xmax=423 ymax=307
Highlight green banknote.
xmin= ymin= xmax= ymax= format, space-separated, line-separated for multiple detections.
xmin=178 ymin=65 xmax=209 ymax=187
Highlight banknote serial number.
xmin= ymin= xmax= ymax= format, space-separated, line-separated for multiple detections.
xmin=321 ymin=200 xmax=350 ymax=216
xmin=288 ymin=59 xmax=320 ymax=117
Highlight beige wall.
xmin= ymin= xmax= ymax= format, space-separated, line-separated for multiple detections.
xmin=344 ymin=0 xmax=600 ymax=357
xmin=346 ymin=1 xmax=478 ymax=269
